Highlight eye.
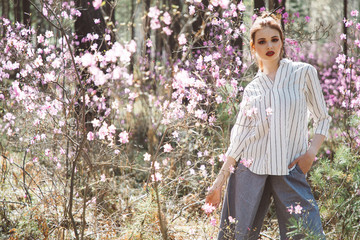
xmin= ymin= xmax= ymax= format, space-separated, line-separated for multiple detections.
xmin=272 ymin=38 xmax=279 ymax=42
xmin=258 ymin=40 xmax=266 ymax=44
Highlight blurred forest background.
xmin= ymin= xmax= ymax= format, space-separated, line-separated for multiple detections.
xmin=0 ymin=0 xmax=359 ymax=239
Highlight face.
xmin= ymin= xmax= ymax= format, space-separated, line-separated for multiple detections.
xmin=252 ymin=26 xmax=283 ymax=62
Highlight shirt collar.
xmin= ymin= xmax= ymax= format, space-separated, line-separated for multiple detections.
xmin=256 ymin=58 xmax=291 ymax=77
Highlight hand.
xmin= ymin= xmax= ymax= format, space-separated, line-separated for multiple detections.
xmin=288 ymin=150 xmax=316 ymax=174
xmin=205 ymin=187 xmax=222 ymax=214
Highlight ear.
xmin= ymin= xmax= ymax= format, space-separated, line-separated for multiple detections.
xmin=250 ymin=42 xmax=255 ymax=51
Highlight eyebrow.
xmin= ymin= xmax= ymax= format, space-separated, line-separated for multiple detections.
xmin=257 ymin=36 xmax=279 ymax=40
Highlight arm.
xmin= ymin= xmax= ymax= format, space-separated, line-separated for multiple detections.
xmin=288 ymin=134 xmax=325 ymax=173
xmin=288 ymin=65 xmax=331 ymax=173
xmin=209 ymin=156 xmax=236 ymax=192
xmin=205 ymin=88 xmax=253 ymax=207
xmin=205 ymin=156 xmax=236 ymax=208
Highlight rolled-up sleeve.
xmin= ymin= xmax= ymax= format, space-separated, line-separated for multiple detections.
xmin=305 ymin=65 xmax=332 ymax=138
xmin=225 ymin=90 xmax=255 ymax=161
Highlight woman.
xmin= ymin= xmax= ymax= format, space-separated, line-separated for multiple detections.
xmin=205 ymin=12 xmax=331 ymax=240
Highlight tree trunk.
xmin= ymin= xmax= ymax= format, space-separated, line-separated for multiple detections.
xmin=23 ymin=0 xmax=31 ymax=26
xmin=75 ymin=0 xmax=109 ymax=131
xmin=168 ymin=0 xmax=182 ymax=59
xmin=14 ymin=0 xmax=22 ymax=23
xmin=268 ymin=0 xmax=286 ymax=29
xmin=2 ymin=0 xmax=10 ymax=19
xmin=144 ymin=0 xmax=151 ymax=60
xmin=129 ymin=0 xmax=135 ymax=72
xmin=343 ymin=0 xmax=347 ymax=56
xmin=75 ymin=0 xmax=108 ymax=53
xmin=191 ymin=0 xmax=210 ymax=49
xmin=254 ymin=0 xmax=265 ymax=13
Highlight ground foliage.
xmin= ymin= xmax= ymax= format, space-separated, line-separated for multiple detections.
xmin=0 ymin=0 xmax=359 ymax=239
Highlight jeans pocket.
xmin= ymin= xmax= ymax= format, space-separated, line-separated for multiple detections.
xmin=295 ymin=164 xmax=304 ymax=175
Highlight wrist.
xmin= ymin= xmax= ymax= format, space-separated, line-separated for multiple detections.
xmin=307 ymin=147 xmax=317 ymax=157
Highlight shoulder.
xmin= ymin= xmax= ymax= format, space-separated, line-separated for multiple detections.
xmin=243 ymin=75 xmax=262 ymax=93
xmin=287 ymin=60 xmax=316 ymax=74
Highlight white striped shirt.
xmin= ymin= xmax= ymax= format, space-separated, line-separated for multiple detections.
xmin=226 ymin=58 xmax=332 ymax=175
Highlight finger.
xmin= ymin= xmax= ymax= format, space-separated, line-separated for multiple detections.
xmin=288 ymin=159 xmax=298 ymax=169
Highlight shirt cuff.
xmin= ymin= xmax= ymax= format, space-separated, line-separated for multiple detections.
xmin=314 ymin=116 xmax=332 ymax=139
xmin=225 ymin=146 xmax=242 ymax=162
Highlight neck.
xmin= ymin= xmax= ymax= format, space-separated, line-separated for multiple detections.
xmin=261 ymin=58 xmax=280 ymax=75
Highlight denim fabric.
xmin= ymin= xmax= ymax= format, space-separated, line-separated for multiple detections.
xmin=217 ymin=163 xmax=326 ymax=240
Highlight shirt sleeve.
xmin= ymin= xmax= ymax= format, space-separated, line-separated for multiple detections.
xmin=305 ymin=65 xmax=332 ymax=139
xmin=225 ymin=89 xmax=256 ymax=161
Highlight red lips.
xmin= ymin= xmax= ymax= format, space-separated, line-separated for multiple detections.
xmin=266 ymin=51 xmax=275 ymax=56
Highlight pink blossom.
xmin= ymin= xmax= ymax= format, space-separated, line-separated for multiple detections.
xmin=178 ymin=34 xmax=187 ymax=45
xmin=219 ymin=0 xmax=230 ymax=9
xmin=45 ymin=149 xmax=51 ymax=156
xmin=162 ymin=158 xmax=168 ymax=166
xmin=345 ymin=20 xmax=353 ymax=27
xmin=81 ymin=52 xmax=95 ymax=67
xmin=305 ymin=16 xmax=310 ymax=23
xmin=108 ymin=125 xmax=116 ymax=135
xmin=228 ymin=216 xmax=236 ymax=223
xmin=148 ymin=6 xmax=160 ymax=19
xmin=351 ymin=10 xmax=359 ymax=17
xmin=37 ymin=34 xmax=44 ymax=43
xmin=245 ymin=107 xmax=258 ymax=118
xmin=119 ymin=131 xmax=129 ymax=144
xmin=151 ymin=172 xmax=162 ymax=182
xmin=189 ymin=5 xmax=196 ymax=15
xmin=126 ymin=40 xmax=137 ymax=53
xmin=98 ymin=123 xmax=109 ymax=140
xmin=45 ymin=30 xmax=54 ymax=38
xmin=150 ymin=18 xmax=161 ymax=29
xmin=163 ymin=143 xmax=173 ymax=152
xmin=266 ymin=107 xmax=273 ymax=116
xmin=294 ymin=12 xmax=300 ymax=18
xmin=240 ymin=158 xmax=253 ymax=168
xmin=162 ymin=12 xmax=171 ymax=25
xmin=294 ymin=204 xmax=303 ymax=214
xmin=239 ymin=23 xmax=246 ymax=33
xmin=287 ymin=205 xmax=294 ymax=214
xmin=237 ymin=2 xmax=246 ymax=11
xmin=163 ymin=27 xmax=173 ymax=36
xmin=144 ymin=152 xmax=151 ymax=161
xmin=146 ymin=39 xmax=152 ymax=47
xmin=87 ymin=131 xmax=95 ymax=141
xmin=94 ymin=18 xmax=100 ymax=24
xmin=219 ymin=153 xmax=227 ymax=162
xmin=216 ymin=78 xmax=226 ymax=87
xmin=251 ymin=14 xmax=258 ymax=22
xmin=56 ymin=162 xmax=62 ymax=169
xmin=100 ymin=174 xmax=106 ymax=182
xmin=340 ymin=34 xmax=346 ymax=40
xmin=202 ymin=203 xmax=216 ymax=214
xmin=92 ymin=0 xmax=102 ymax=10
xmin=91 ymin=118 xmax=101 ymax=128
xmin=355 ymin=39 xmax=360 ymax=48
xmin=210 ymin=216 xmax=217 ymax=226
xmin=172 ymin=131 xmax=179 ymax=138
xmin=209 ymin=115 xmax=216 ymax=126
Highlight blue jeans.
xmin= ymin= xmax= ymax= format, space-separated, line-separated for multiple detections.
xmin=217 ymin=163 xmax=326 ymax=240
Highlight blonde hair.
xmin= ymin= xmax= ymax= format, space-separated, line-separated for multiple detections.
xmin=250 ymin=12 xmax=285 ymax=71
